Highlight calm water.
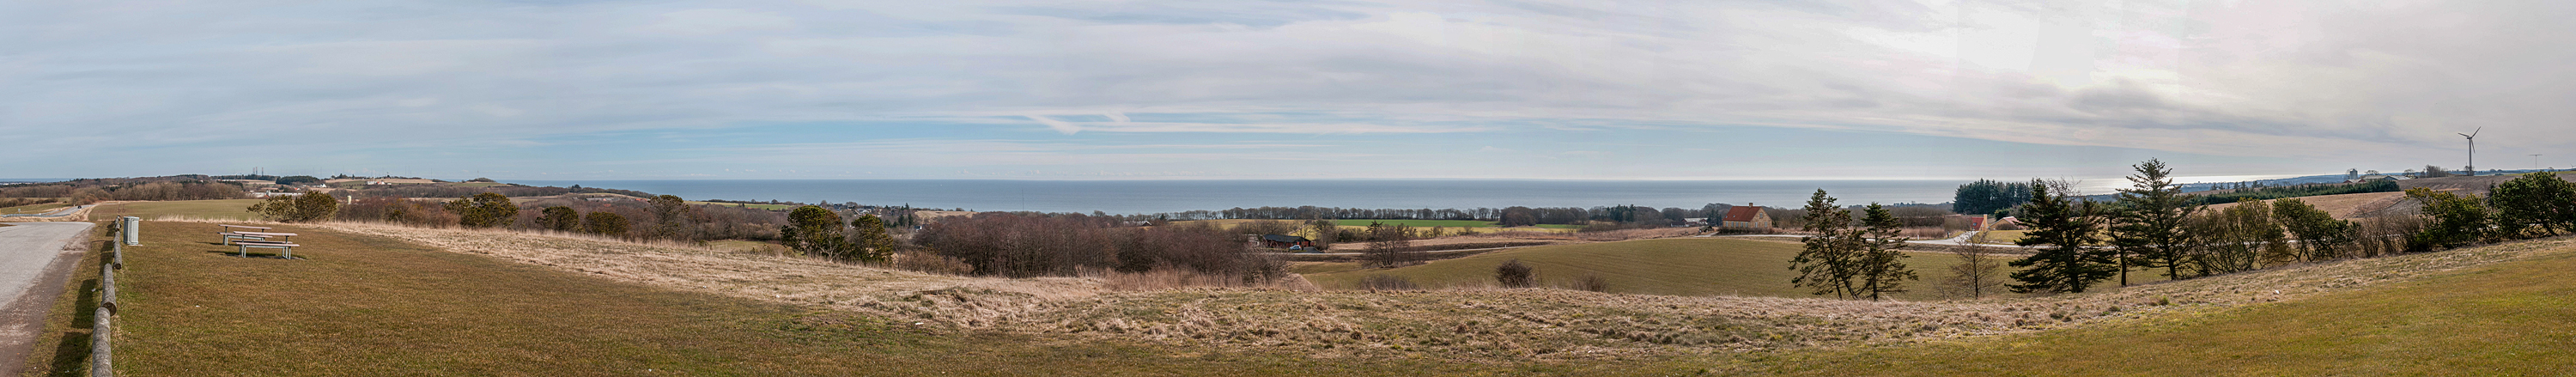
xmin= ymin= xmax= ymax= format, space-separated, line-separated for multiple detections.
xmin=510 ymin=179 xmax=1967 ymax=215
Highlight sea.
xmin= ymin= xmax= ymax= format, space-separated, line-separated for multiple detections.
xmin=510 ymin=179 xmax=1971 ymax=215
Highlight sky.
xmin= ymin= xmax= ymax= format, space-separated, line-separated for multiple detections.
xmin=5 ymin=0 xmax=2573 ymax=182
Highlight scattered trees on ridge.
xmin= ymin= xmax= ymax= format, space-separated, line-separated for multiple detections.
xmin=2007 ymin=180 xmax=2116 ymax=294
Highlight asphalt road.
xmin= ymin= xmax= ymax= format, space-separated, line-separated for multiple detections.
xmin=0 ymin=222 xmax=94 ymax=373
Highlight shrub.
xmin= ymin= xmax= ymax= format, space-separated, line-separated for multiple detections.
xmin=780 ymin=205 xmax=850 ymax=258
xmin=536 ymin=206 xmax=580 ymax=232
xmin=1360 ymin=274 xmax=1417 ymax=291
xmin=1569 ymin=274 xmax=1610 ymax=293
xmin=850 ymin=215 xmax=896 ymax=263
xmin=445 ymin=192 xmax=519 ymax=228
xmin=2407 ymin=188 xmax=2490 ymax=248
xmin=246 ymin=192 xmax=339 ymax=222
xmin=916 ymin=213 xmax=1285 ymax=280
xmin=1494 ymin=259 xmax=1534 ymax=288
xmin=583 ymin=211 xmax=630 ymax=236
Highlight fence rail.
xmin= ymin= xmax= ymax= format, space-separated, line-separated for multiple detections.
xmin=91 ymin=216 xmax=135 ymax=377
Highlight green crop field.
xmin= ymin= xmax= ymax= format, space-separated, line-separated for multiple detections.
xmin=93 ymin=199 xmax=264 ymax=221
xmin=1735 ymin=241 xmax=2576 ymax=375
xmin=1303 ymin=238 xmax=2162 ymax=300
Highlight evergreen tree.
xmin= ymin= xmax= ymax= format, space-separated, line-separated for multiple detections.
xmin=444 ymin=192 xmax=518 ymax=228
xmin=781 ymin=205 xmax=850 ymax=258
xmin=850 ymin=214 xmax=897 ymax=263
xmin=582 ymin=211 xmax=629 ymax=236
xmin=2490 ymin=173 xmax=2576 ymax=237
xmin=2407 ymin=188 xmax=2490 ymax=248
xmin=1789 ymin=190 xmax=1858 ymax=299
xmin=537 ymin=206 xmax=581 ymax=232
xmin=1853 ymin=203 xmax=1917 ymax=301
xmin=2109 ymin=158 xmax=2197 ymax=283
xmin=2008 ymin=181 xmax=2116 ymax=294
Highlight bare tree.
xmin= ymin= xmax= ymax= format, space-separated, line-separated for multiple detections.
xmin=1938 ymin=246 xmax=2008 ymax=299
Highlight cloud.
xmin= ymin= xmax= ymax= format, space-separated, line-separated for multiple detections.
xmin=8 ymin=0 xmax=2575 ymax=179
xmin=1022 ymin=115 xmax=1084 ymax=134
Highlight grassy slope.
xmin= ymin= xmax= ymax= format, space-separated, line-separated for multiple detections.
xmin=1737 ymin=240 xmax=2576 ymax=375
xmin=1305 ymin=238 xmax=2166 ymax=300
xmin=52 ymin=222 xmax=1609 ymax=376
xmin=88 ymin=199 xmax=263 ymax=221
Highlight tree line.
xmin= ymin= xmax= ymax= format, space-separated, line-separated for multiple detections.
xmin=1150 ymin=204 xmax=1753 ymax=227
xmin=1903 ymin=161 xmax=2576 ymax=301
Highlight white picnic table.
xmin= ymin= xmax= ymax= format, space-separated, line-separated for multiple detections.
xmin=216 ymin=225 xmax=303 ymax=258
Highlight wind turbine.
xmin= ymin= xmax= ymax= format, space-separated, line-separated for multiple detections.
xmin=2458 ymin=128 xmax=2480 ymax=176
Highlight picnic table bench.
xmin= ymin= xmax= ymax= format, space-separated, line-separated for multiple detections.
xmin=219 ymin=224 xmax=271 ymax=232
xmin=232 ymin=240 xmax=303 ymax=258
xmin=217 ymin=231 xmax=296 ymax=245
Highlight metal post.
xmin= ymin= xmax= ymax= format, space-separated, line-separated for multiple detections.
xmin=119 ymin=216 xmax=140 ymax=246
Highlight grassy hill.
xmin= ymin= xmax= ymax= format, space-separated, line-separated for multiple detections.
xmin=1302 ymin=238 xmax=2166 ymax=300
xmin=58 ymin=216 xmax=2576 ymax=375
xmin=1733 ymin=238 xmax=2576 ymax=375
xmin=57 ymin=222 xmax=1546 ymax=375
xmin=89 ymin=199 xmax=263 ymax=220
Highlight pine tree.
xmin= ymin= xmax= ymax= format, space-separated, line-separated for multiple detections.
xmin=1789 ymin=190 xmax=1858 ymax=299
xmin=782 ymin=205 xmax=848 ymax=258
xmin=2008 ymin=181 xmax=2117 ymax=294
xmin=2109 ymin=159 xmax=2197 ymax=283
xmin=538 ymin=206 xmax=581 ymax=232
xmin=850 ymin=214 xmax=897 ymax=263
xmin=1853 ymin=203 xmax=1916 ymax=301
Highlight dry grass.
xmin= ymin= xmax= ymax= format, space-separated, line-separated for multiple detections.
xmin=1091 ymin=268 xmax=1320 ymax=292
xmin=154 ymin=219 xmax=1108 ymax=329
xmin=134 ymin=217 xmax=2576 ymax=366
xmin=2200 ymin=192 xmax=2412 ymax=219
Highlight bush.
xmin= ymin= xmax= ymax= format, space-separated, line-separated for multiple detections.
xmin=916 ymin=214 xmax=1285 ymax=280
xmin=1360 ymin=274 xmax=1417 ymax=291
xmin=1569 ymin=274 xmax=1610 ymax=293
xmin=2407 ymin=188 xmax=2489 ymax=249
xmin=536 ymin=206 xmax=580 ymax=232
xmin=1494 ymin=259 xmax=1534 ymax=288
xmin=583 ymin=211 xmax=630 ymax=236
xmin=445 ymin=192 xmax=519 ymax=228
xmin=246 ymin=192 xmax=339 ymax=222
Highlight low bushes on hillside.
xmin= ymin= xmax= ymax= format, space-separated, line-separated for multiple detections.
xmin=916 ymin=214 xmax=1289 ymax=280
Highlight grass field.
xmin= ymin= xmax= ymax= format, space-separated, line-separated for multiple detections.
xmin=1731 ymin=239 xmax=2576 ymax=375
xmin=705 ymin=240 xmax=787 ymax=254
xmin=57 ymin=222 xmax=1578 ymax=376
xmin=1303 ymin=238 xmax=2166 ymax=300
xmin=46 ymin=218 xmax=2573 ymax=375
xmin=0 ymin=202 xmax=72 ymax=215
xmin=88 ymin=199 xmax=264 ymax=221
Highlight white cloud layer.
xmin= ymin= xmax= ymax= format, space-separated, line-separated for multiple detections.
xmin=5 ymin=0 xmax=2574 ymax=178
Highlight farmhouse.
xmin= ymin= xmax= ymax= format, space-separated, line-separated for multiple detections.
xmin=1720 ymin=205 xmax=1771 ymax=229
xmin=1255 ymin=234 xmax=1315 ymax=249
